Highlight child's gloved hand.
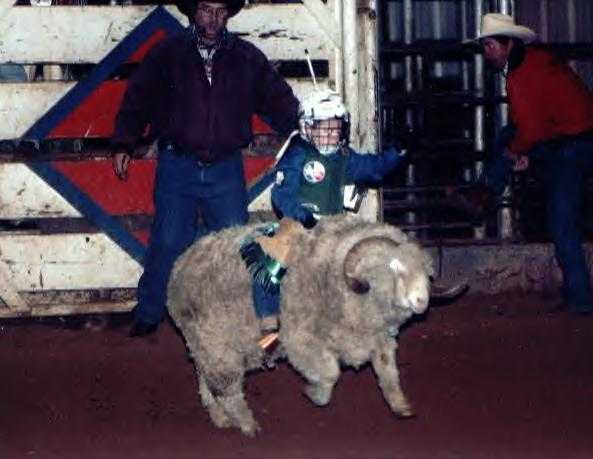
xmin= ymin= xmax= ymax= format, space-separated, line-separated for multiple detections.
xmin=382 ymin=144 xmax=407 ymax=173
xmin=301 ymin=211 xmax=319 ymax=229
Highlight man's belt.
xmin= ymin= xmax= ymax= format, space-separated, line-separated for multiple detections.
xmin=158 ymin=139 xmax=218 ymax=166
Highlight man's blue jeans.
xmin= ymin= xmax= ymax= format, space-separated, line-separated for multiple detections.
xmin=135 ymin=148 xmax=249 ymax=325
xmin=484 ymin=129 xmax=593 ymax=312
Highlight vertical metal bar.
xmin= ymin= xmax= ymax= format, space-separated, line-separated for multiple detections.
xmin=496 ymin=0 xmax=515 ymax=240
xmin=472 ymin=0 xmax=485 ymax=240
xmin=460 ymin=0 xmax=473 ymax=183
xmin=539 ymin=0 xmax=549 ymax=43
xmin=567 ymin=0 xmax=577 ymax=43
xmin=432 ymin=0 xmax=444 ymax=78
xmin=332 ymin=0 xmax=344 ymax=95
xmin=566 ymin=0 xmax=578 ymax=72
xmin=403 ymin=0 xmax=416 ymax=235
xmin=386 ymin=1 xmax=399 ymax=143
xmin=359 ymin=0 xmax=382 ymax=221
xmin=343 ymin=0 xmax=359 ymax=149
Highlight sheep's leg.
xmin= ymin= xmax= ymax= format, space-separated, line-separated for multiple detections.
xmin=371 ymin=338 xmax=414 ymax=417
xmin=285 ymin=337 xmax=340 ymax=406
xmin=198 ymin=376 xmax=233 ymax=428
xmin=206 ymin=372 xmax=260 ymax=437
xmin=176 ymin=321 xmax=237 ymax=430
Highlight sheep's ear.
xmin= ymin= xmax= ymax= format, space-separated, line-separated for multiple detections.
xmin=389 ymin=258 xmax=408 ymax=274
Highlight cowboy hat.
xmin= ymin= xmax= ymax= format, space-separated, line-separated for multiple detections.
xmin=176 ymin=0 xmax=244 ymax=19
xmin=476 ymin=13 xmax=537 ymax=43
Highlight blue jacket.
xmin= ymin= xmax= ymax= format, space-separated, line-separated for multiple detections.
xmin=271 ymin=137 xmax=405 ymax=225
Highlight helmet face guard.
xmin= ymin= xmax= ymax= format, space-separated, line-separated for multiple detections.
xmin=299 ymin=90 xmax=350 ymax=155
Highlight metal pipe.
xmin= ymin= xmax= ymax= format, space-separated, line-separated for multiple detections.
xmin=497 ymin=0 xmax=515 ymax=241
xmin=539 ymin=0 xmax=549 ymax=43
xmin=403 ymin=0 xmax=416 ymax=235
xmin=403 ymin=0 xmax=414 ymax=100
xmin=431 ymin=0 xmax=444 ymax=78
xmin=460 ymin=0 xmax=472 ymax=183
xmin=460 ymin=0 xmax=470 ymax=92
xmin=332 ymin=0 xmax=344 ymax=96
xmin=472 ymin=0 xmax=485 ymax=240
xmin=342 ymin=0 xmax=359 ymax=149
xmin=360 ymin=0 xmax=382 ymax=221
xmin=405 ymin=164 xmax=417 ymax=238
xmin=386 ymin=0 xmax=399 ymax=82
xmin=360 ymin=0 xmax=380 ymax=152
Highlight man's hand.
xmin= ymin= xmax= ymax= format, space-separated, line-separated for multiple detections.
xmin=113 ymin=151 xmax=131 ymax=181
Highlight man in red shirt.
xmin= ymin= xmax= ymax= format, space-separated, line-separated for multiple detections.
xmin=466 ymin=14 xmax=593 ymax=314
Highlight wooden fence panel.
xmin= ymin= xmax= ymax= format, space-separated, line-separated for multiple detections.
xmin=0 ymin=3 xmax=338 ymax=316
xmin=0 ymin=5 xmax=331 ymax=64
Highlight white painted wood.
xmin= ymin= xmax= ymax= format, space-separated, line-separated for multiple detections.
xmin=0 ymin=258 xmax=28 ymax=311
xmin=248 ymin=184 xmax=272 ymax=212
xmin=0 ymin=79 xmax=324 ymax=140
xmin=0 ymin=162 xmax=276 ymax=217
xmin=301 ymin=0 xmax=341 ymax=49
xmin=329 ymin=0 xmax=343 ymax=96
xmin=342 ymin=0 xmax=359 ymax=149
xmin=0 ymin=0 xmax=15 ymax=22
xmin=0 ymin=164 xmax=81 ymax=219
xmin=0 ymin=5 xmax=330 ymax=64
xmin=0 ymin=81 xmax=74 ymax=139
xmin=0 ymin=233 xmax=142 ymax=291
xmin=357 ymin=0 xmax=381 ymax=222
xmin=0 ymin=300 xmax=135 ymax=318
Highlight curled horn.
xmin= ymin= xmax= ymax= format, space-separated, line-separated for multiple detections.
xmin=343 ymin=236 xmax=401 ymax=294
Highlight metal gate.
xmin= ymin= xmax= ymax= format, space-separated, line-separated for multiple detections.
xmin=379 ymin=0 xmax=593 ymax=244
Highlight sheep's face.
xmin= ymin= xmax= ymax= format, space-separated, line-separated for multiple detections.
xmin=389 ymin=257 xmax=430 ymax=314
xmin=343 ymin=236 xmax=433 ymax=315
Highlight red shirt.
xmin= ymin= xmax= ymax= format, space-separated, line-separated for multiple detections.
xmin=506 ymin=48 xmax=593 ymax=156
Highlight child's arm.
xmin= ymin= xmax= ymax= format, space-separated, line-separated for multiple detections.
xmin=345 ymin=145 xmax=406 ymax=184
xmin=271 ymin=144 xmax=318 ymax=228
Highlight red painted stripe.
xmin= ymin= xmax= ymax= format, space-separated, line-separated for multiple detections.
xmin=244 ymin=156 xmax=276 ymax=183
xmin=53 ymin=159 xmax=156 ymax=215
xmin=48 ymin=81 xmax=128 ymax=139
xmin=132 ymin=230 xmax=151 ymax=245
xmin=51 ymin=156 xmax=274 ymax=216
xmin=251 ymin=115 xmax=273 ymax=134
xmin=127 ymin=29 xmax=168 ymax=63
xmin=49 ymin=80 xmax=274 ymax=139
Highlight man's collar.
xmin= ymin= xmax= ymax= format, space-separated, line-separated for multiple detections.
xmin=188 ymin=24 xmax=234 ymax=51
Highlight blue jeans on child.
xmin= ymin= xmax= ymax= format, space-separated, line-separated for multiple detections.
xmin=484 ymin=127 xmax=593 ymax=312
xmin=252 ymin=282 xmax=281 ymax=318
xmin=135 ymin=147 xmax=249 ymax=326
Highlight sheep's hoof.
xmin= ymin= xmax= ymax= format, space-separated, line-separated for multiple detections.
xmin=240 ymin=420 xmax=261 ymax=437
xmin=208 ymin=405 xmax=233 ymax=429
xmin=394 ymin=407 xmax=415 ymax=419
xmin=389 ymin=393 xmax=414 ymax=418
xmin=392 ymin=400 xmax=415 ymax=419
xmin=304 ymin=384 xmax=331 ymax=406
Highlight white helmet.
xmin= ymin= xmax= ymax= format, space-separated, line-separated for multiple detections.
xmin=299 ymin=89 xmax=348 ymax=123
xmin=299 ymin=89 xmax=350 ymax=153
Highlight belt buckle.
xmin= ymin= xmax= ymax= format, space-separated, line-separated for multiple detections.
xmin=196 ymin=156 xmax=212 ymax=167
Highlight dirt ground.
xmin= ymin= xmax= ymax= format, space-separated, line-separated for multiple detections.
xmin=1 ymin=292 xmax=592 ymax=459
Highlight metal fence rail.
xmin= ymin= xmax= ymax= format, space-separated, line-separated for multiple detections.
xmin=379 ymin=0 xmax=593 ymax=245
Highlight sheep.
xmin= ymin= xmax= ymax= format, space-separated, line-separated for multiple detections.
xmin=167 ymin=214 xmax=434 ymax=436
